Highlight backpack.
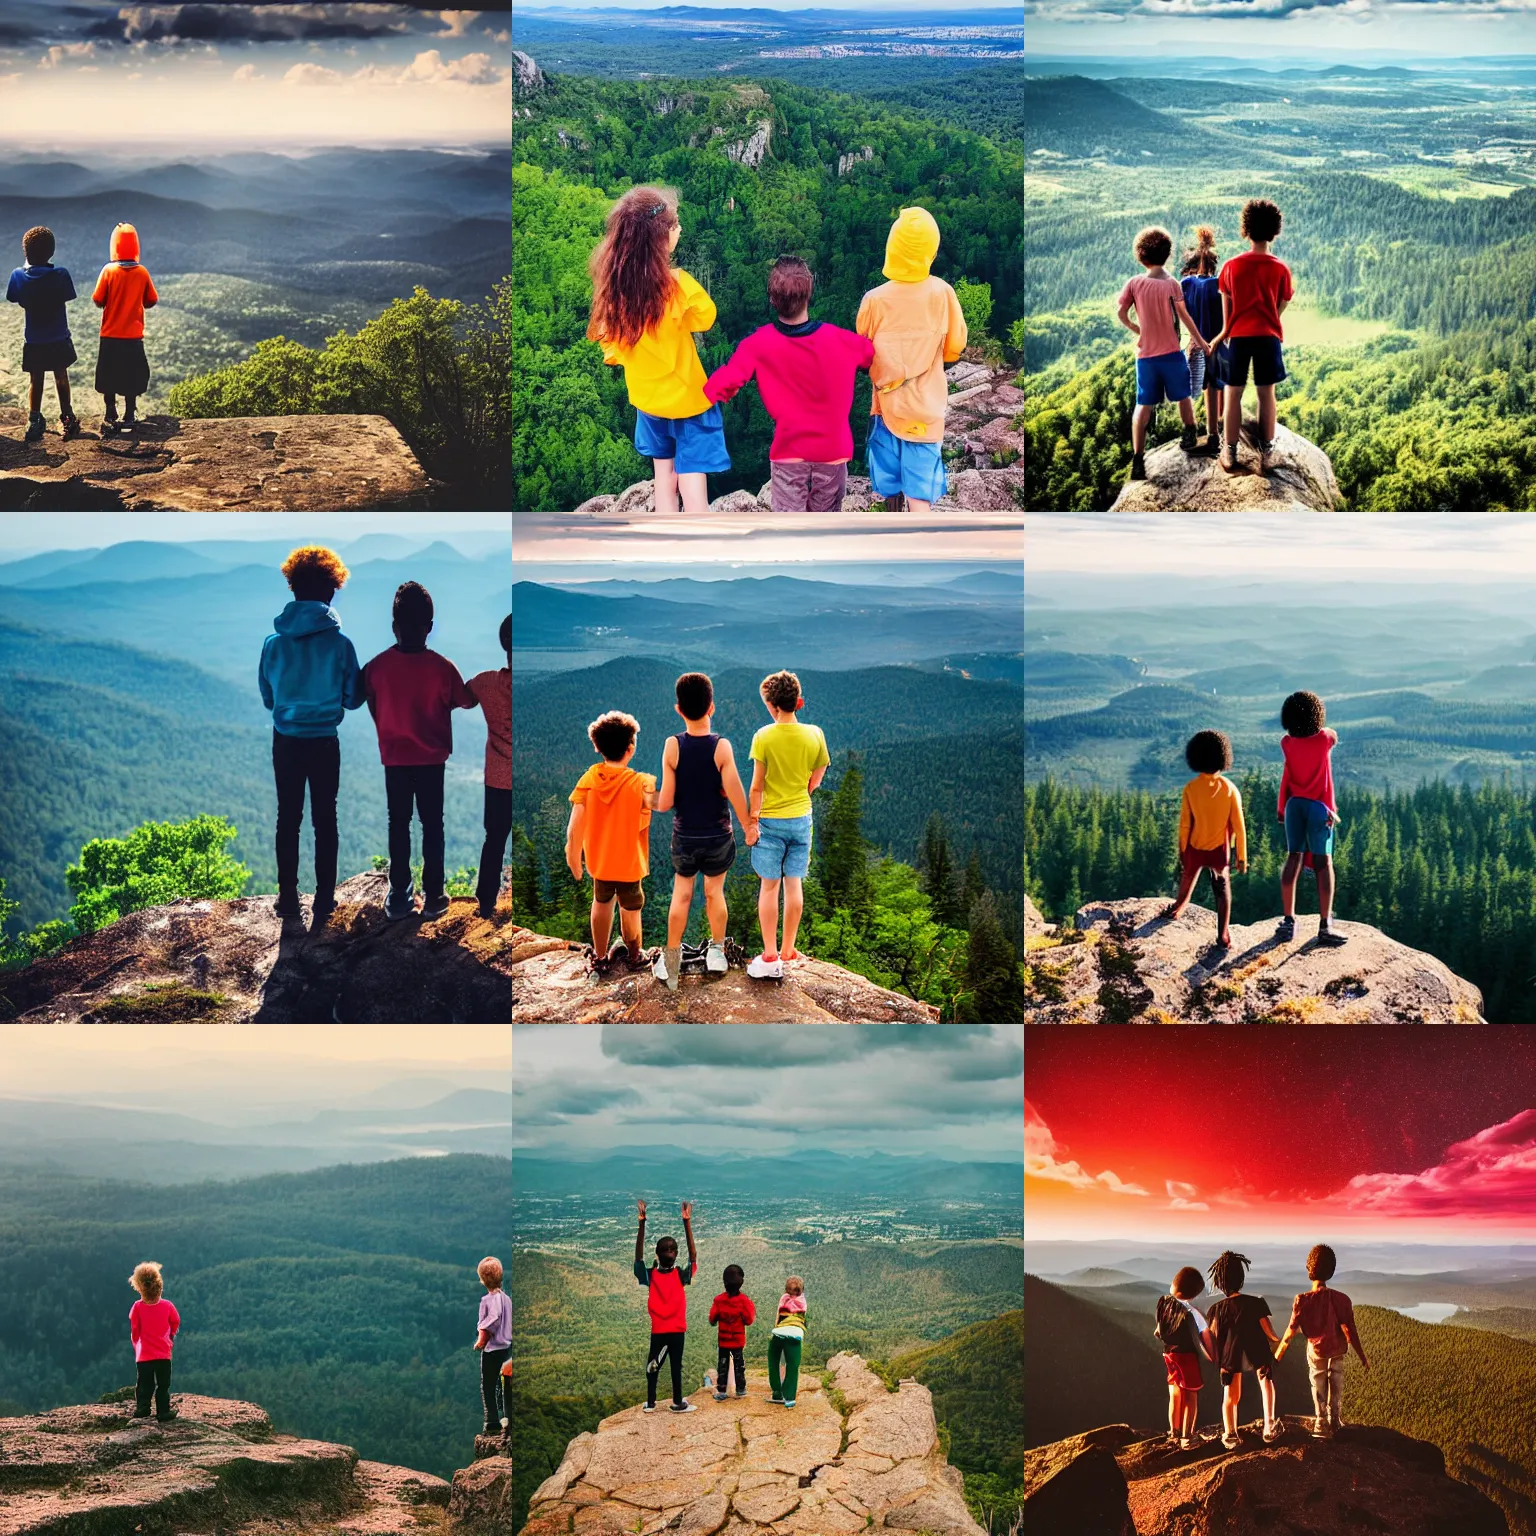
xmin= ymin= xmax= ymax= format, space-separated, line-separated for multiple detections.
xmin=1155 ymin=1294 xmax=1191 ymax=1350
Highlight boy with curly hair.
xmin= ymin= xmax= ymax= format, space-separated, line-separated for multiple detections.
xmin=1211 ymin=198 xmax=1293 ymax=476
xmin=128 ymin=1261 xmax=180 ymax=1423
xmin=7 ymin=225 xmax=80 ymax=443
xmin=1277 ymin=690 xmax=1346 ymax=947
xmin=1118 ymin=225 xmax=1211 ymax=483
xmin=1163 ymin=729 xmax=1247 ymax=952
xmin=1275 ymin=1243 xmax=1370 ymax=1439
xmin=567 ymin=710 xmax=658 ymax=971
xmin=258 ymin=546 xmax=365 ymax=922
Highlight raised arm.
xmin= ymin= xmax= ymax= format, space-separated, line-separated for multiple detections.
xmin=656 ymin=735 xmax=680 ymax=814
xmin=635 ymin=1199 xmax=647 ymax=1266
xmin=681 ymin=1201 xmax=698 ymax=1269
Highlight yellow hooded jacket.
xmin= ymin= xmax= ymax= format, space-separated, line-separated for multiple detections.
xmin=855 ymin=208 xmax=968 ymax=445
xmin=600 ymin=268 xmax=718 ymax=420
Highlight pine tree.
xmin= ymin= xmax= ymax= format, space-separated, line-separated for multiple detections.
xmin=511 ymin=827 xmax=543 ymax=924
xmin=918 ymin=813 xmax=963 ymax=927
xmin=962 ymin=848 xmax=985 ymax=915
xmin=817 ymin=753 xmax=874 ymax=924
xmin=959 ymin=889 xmax=1025 ymax=1023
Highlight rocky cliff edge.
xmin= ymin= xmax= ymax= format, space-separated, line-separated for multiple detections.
xmin=1107 ymin=421 xmax=1345 ymax=512
xmin=520 ymin=1354 xmax=982 ymax=1536
xmin=1024 ymin=896 xmax=1485 ymax=1023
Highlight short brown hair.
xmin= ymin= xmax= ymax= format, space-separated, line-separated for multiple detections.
xmin=1133 ymin=226 xmax=1172 ymax=267
xmin=23 ymin=226 xmax=54 ymax=264
xmin=281 ymin=545 xmax=349 ymax=600
xmin=393 ymin=581 xmax=434 ymax=632
xmin=767 ymin=255 xmax=813 ymax=318
xmin=676 ymin=671 xmax=713 ymax=720
xmin=784 ymin=1275 xmax=804 ymax=1294
xmin=1306 ymin=1244 xmax=1337 ymax=1282
xmin=760 ymin=670 xmax=801 ymax=712
xmin=1172 ymin=1266 xmax=1204 ymax=1300
xmin=478 ymin=1256 xmax=504 ymax=1287
xmin=1241 ymin=198 xmax=1283 ymax=243
xmin=588 ymin=710 xmax=639 ymax=761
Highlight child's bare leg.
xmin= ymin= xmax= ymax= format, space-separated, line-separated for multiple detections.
xmin=1166 ymin=861 xmax=1199 ymax=917
xmin=1223 ymin=384 xmax=1243 ymax=446
xmin=653 ymin=458 xmax=679 ymax=514
xmin=677 ymin=472 xmax=710 ymax=514
xmin=1280 ymin=851 xmax=1303 ymax=919
xmin=620 ymin=903 xmax=643 ymax=951
xmin=905 ymin=498 xmax=931 ymax=515
xmin=1223 ymin=1378 xmax=1241 ymax=1437
xmin=1314 ymin=854 xmax=1335 ymax=926
xmin=1177 ymin=397 xmax=1196 ymax=427
xmin=781 ymin=876 xmax=804 ymax=959
xmin=28 ymin=373 xmax=43 ymax=414
xmin=590 ymin=895 xmax=616 ymax=956
xmin=1256 ymin=384 xmax=1277 ymax=442
xmin=1212 ymin=870 xmax=1232 ymax=945
xmin=1259 ymin=1369 xmax=1277 ymax=1430
xmin=1168 ymin=1383 xmax=1180 ymax=1436
xmin=1131 ymin=404 xmax=1154 ymax=453
xmin=702 ymin=871 xmax=728 ymax=942
xmin=757 ymin=877 xmax=781 ymax=958
xmin=667 ymin=875 xmax=695 ymax=948
xmin=54 ymin=371 xmax=72 ymax=416
xmin=1184 ymin=1388 xmax=1199 ymax=1438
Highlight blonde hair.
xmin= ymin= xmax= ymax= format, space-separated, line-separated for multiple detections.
xmin=280 ymin=545 xmax=350 ymax=598
xmin=478 ymin=1256 xmax=504 ymax=1288
xmin=130 ymin=1262 xmax=164 ymax=1301
xmin=784 ymin=1275 xmax=804 ymax=1295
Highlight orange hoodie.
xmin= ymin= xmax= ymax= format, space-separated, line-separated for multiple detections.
xmin=92 ymin=223 xmax=158 ymax=340
xmin=569 ymin=761 xmax=654 ymax=883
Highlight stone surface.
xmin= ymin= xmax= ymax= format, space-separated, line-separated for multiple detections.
xmin=1024 ymin=896 xmax=1486 ymax=1024
xmin=520 ymin=1360 xmax=982 ymax=1536
xmin=0 ymin=1395 xmax=456 ymax=1536
xmin=2 ymin=871 xmax=512 ymax=1024
xmin=0 ymin=410 xmax=430 ymax=510
xmin=724 ymin=120 xmax=773 ymax=168
xmin=447 ymin=1437 xmax=510 ymax=1536
xmin=514 ymin=50 xmax=546 ymax=95
xmin=511 ymin=927 xmax=938 ymax=1023
xmin=1107 ymin=421 xmax=1345 ymax=512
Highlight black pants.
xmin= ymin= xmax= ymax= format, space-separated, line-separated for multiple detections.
xmin=273 ymin=731 xmax=340 ymax=901
xmin=717 ymin=1346 xmax=745 ymax=1394
xmin=477 ymin=787 xmax=512 ymax=910
xmin=136 ymin=1358 xmax=172 ymax=1418
xmin=385 ymin=764 xmax=445 ymax=898
xmin=481 ymin=1346 xmax=510 ymax=1427
xmin=646 ymin=1331 xmax=685 ymax=1408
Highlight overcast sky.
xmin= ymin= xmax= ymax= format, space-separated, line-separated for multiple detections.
xmin=0 ymin=4 xmax=510 ymax=146
xmin=513 ymin=1024 xmax=1025 ymax=1158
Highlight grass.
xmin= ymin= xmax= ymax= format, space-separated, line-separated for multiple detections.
xmin=87 ymin=983 xmax=229 ymax=1021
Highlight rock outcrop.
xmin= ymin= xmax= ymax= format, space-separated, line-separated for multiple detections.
xmin=449 ymin=1433 xmax=510 ymax=1536
xmin=1107 ymin=421 xmax=1345 ymax=512
xmin=1024 ymin=896 xmax=1485 ymax=1024
xmin=725 ymin=119 xmax=774 ymax=169
xmin=837 ymin=145 xmax=874 ymax=175
xmin=1 ymin=872 xmax=512 ymax=1024
xmin=0 ymin=410 xmax=430 ymax=510
xmin=514 ymin=50 xmax=546 ymax=96
xmin=1026 ymin=1421 xmax=1508 ymax=1536
xmin=512 ymin=927 xmax=938 ymax=1023
xmin=0 ymin=1394 xmax=458 ymax=1536
xmin=520 ymin=1355 xmax=982 ymax=1536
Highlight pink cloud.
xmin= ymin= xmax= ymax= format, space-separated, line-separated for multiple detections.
xmin=1026 ymin=1099 xmax=1148 ymax=1198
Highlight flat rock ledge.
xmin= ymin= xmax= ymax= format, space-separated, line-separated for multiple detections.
xmin=0 ymin=409 xmax=430 ymax=510
xmin=448 ymin=1432 xmax=510 ymax=1536
xmin=520 ymin=1354 xmax=982 ymax=1536
xmin=1107 ymin=421 xmax=1344 ymax=512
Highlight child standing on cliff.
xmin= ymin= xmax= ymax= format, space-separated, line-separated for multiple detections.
xmin=92 ymin=222 xmax=157 ymax=437
xmin=1277 ymin=690 xmax=1347 ymax=948
xmin=1180 ymin=226 xmax=1228 ymax=457
xmin=1274 ymin=1244 xmax=1369 ymax=1439
xmin=474 ymin=1256 xmax=511 ymax=1436
xmin=258 ymin=546 xmax=365 ymax=923
xmin=768 ymin=1276 xmax=806 ymax=1408
xmin=1206 ymin=1250 xmax=1283 ymax=1451
xmin=1154 ymin=1267 xmax=1212 ymax=1451
xmin=704 ymin=256 xmax=873 ymax=512
xmin=128 ymin=1262 xmax=180 ymax=1423
xmin=1162 ymin=729 xmax=1247 ymax=953
xmin=7 ymin=225 xmax=81 ymax=443
xmin=467 ymin=615 xmax=512 ymax=920
xmin=589 ymin=186 xmax=728 ymax=514
xmin=709 ymin=1264 xmax=755 ymax=1400
xmin=635 ymin=1199 xmax=699 ymax=1414
xmin=856 ymin=207 xmax=968 ymax=514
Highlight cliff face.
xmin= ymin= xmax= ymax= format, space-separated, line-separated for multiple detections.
xmin=1 ymin=872 xmax=512 ymax=1024
xmin=1025 ymin=1421 xmax=1508 ymax=1536
xmin=0 ymin=410 xmax=430 ymax=510
xmin=449 ymin=1434 xmax=511 ymax=1536
xmin=1107 ymin=421 xmax=1345 ymax=512
xmin=511 ymin=927 xmax=938 ymax=1023
xmin=521 ymin=1354 xmax=982 ymax=1536
xmin=1025 ymin=896 xmax=1485 ymax=1024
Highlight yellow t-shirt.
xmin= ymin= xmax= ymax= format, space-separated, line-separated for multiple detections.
xmin=598 ymin=267 xmax=717 ymax=420
xmin=750 ymin=720 xmax=830 ymax=819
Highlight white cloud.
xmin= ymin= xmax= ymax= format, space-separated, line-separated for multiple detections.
xmin=233 ymin=63 xmax=260 ymax=82
xmin=1026 ymin=1100 xmax=1148 ymax=1197
xmin=39 ymin=41 xmax=96 ymax=70
xmin=283 ymin=61 xmax=343 ymax=85
xmin=437 ymin=9 xmax=482 ymax=36
xmin=491 ymin=28 xmax=510 ymax=42
xmin=402 ymin=48 xmax=503 ymax=85
xmin=1167 ymin=1179 xmax=1210 ymax=1212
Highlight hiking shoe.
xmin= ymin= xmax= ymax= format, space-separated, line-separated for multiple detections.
xmin=385 ymin=890 xmax=418 ymax=921
xmin=1202 ymin=431 xmax=1222 ymax=456
xmin=705 ymin=940 xmax=728 ymax=974
xmin=1180 ymin=423 xmax=1198 ymax=452
xmin=655 ymin=946 xmax=681 ymax=991
xmin=1179 ymin=1436 xmax=1197 ymax=1451
xmin=61 ymin=413 xmax=82 ymax=439
xmin=783 ymin=1399 xmax=797 ymax=1408
xmin=310 ymin=896 xmax=336 ymax=924
xmin=1260 ymin=438 xmax=1276 ymax=471
xmin=275 ymin=888 xmax=302 ymax=919
xmin=1276 ymin=915 xmax=1297 ymax=941
xmin=478 ymin=899 xmax=497 ymax=920
xmin=421 ymin=892 xmax=450 ymax=919
xmin=642 ymin=1404 xmax=656 ymax=1414
xmin=101 ymin=417 xmax=120 ymax=437
xmin=671 ymin=1402 xmax=697 ymax=1414
xmin=481 ymin=1421 xmax=500 ymax=1436
xmin=24 ymin=412 xmax=45 ymax=443
xmin=130 ymin=1409 xmax=151 ymax=1420
xmin=1221 ymin=1432 xmax=1241 ymax=1451
xmin=735 ymin=1389 xmax=748 ymax=1397
xmin=713 ymin=1391 xmax=729 ymax=1401
xmin=1317 ymin=926 xmax=1349 ymax=948
xmin=622 ymin=944 xmax=651 ymax=972
xmin=747 ymin=953 xmax=784 ymax=979
xmin=1129 ymin=452 xmax=1146 ymax=481
xmin=157 ymin=1411 xmax=179 ymax=1423
xmin=1221 ymin=442 xmax=1239 ymax=472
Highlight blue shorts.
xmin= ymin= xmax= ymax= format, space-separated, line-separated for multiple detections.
xmin=633 ymin=403 xmax=731 ymax=475
xmin=865 ymin=416 xmax=947 ymax=503
xmin=1284 ymin=796 xmax=1334 ymax=858
xmin=1134 ymin=349 xmax=1191 ymax=407
xmin=1227 ymin=336 xmax=1286 ymax=388
xmin=751 ymin=814 xmax=813 ymax=880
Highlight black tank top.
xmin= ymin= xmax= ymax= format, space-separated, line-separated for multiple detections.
xmin=673 ymin=732 xmax=730 ymax=837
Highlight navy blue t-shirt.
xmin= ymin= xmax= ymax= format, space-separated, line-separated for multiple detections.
xmin=6 ymin=264 xmax=76 ymax=344
xmin=1180 ymin=273 xmax=1224 ymax=348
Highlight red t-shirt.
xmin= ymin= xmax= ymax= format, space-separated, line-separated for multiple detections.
xmin=130 ymin=1297 xmax=180 ymax=1361
xmin=1289 ymin=1287 xmax=1356 ymax=1359
xmin=1219 ymin=251 xmax=1293 ymax=339
xmin=644 ymin=1262 xmax=695 ymax=1332
xmin=1279 ymin=729 xmax=1338 ymax=817
xmin=709 ymin=1292 xmax=757 ymax=1348
xmin=363 ymin=646 xmax=476 ymax=767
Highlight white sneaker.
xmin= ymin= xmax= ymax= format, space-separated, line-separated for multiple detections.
xmin=1179 ymin=1436 xmax=1196 ymax=1451
xmin=705 ymin=940 xmax=728 ymax=974
xmin=670 ymin=1401 xmax=698 ymax=1414
xmin=1221 ymin=1432 xmax=1240 ymax=1451
xmin=747 ymin=954 xmax=784 ymax=979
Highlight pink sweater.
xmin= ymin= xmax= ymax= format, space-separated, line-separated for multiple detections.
xmin=130 ymin=1298 xmax=180 ymax=1362
xmin=704 ymin=321 xmax=874 ymax=462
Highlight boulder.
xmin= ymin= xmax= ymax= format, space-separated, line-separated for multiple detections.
xmin=448 ymin=1453 xmax=510 ymax=1536
xmin=2 ymin=871 xmax=512 ymax=1024
xmin=1024 ymin=896 xmax=1485 ymax=1023
xmin=1025 ymin=893 xmax=1050 ymax=944
xmin=511 ymin=926 xmax=937 ymax=1023
xmin=0 ymin=410 xmax=430 ymax=510
xmin=1023 ymin=1426 xmax=1137 ymax=1536
xmin=1107 ymin=421 xmax=1345 ymax=512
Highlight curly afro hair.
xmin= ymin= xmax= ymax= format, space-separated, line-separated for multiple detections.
xmin=23 ymin=225 xmax=54 ymax=264
xmin=1306 ymin=1244 xmax=1337 ymax=1282
xmin=1241 ymin=198 xmax=1283 ymax=244
xmin=1208 ymin=1250 xmax=1251 ymax=1297
xmin=281 ymin=546 xmax=349 ymax=601
xmin=1281 ymin=690 xmax=1326 ymax=737
xmin=1185 ymin=730 xmax=1233 ymax=775
xmin=760 ymin=670 xmax=802 ymax=713
xmin=1133 ymin=226 xmax=1173 ymax=266
xmin=588 ymin=710 xmax=639 ymax=762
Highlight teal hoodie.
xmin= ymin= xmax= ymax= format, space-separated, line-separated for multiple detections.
xmin=258 ymin=601 xmax=364 ymax=738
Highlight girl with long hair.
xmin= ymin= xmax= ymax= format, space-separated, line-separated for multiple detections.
xmin=588 ymin=187 xmax=728 ymax=513
xmin=1180 ymin=225 xmax=1226 ymax=456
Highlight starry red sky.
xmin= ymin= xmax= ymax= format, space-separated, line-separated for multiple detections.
xmin=1026 ymin=1029 xmax=1536 ymax=1242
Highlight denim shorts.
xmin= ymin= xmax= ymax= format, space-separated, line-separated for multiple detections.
xmin=1284 ymin=795 xmax=1334 ymax=857
xmin=633 ymin=403 xmax=732 ymax=475
xmin=751 ymin=814 xmax=813 ymax=880
xmin=865 ymin=417 xmax=946 ymax=502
